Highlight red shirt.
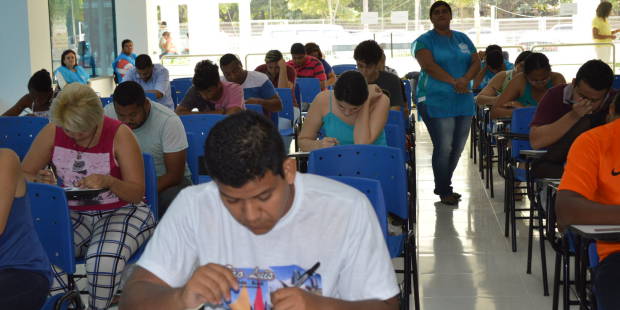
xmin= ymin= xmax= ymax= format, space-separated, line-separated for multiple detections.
xmin=287 ymin=56 xmax=327 ymax=82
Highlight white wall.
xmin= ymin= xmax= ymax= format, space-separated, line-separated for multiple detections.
xmin=0 ymin=0 xmax=52 ymax=113
xmin=115 ymin=0 xmax=160 ymax=60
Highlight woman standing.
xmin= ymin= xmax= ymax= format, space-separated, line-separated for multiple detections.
xmin=593 ymin=1 xmax=619 ymax=63
xmin=412 ymin=1 xmax=480 ymax=205
xmin=54 ymin=50 xmax=90 ymax=89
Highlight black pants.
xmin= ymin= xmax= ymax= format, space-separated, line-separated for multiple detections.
xmin=594 ymin=251 xmax=620 ymax=309
xmin=0 ymin=268 xmax=50 ymax=310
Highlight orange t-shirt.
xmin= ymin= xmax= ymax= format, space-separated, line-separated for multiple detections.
xmin=558 ymin=118 xmax=620 ymax=262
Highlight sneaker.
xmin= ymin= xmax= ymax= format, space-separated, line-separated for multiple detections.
xmin=451 ymin=192 xmax=462 ymax=199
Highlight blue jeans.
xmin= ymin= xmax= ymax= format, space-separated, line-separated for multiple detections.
xmin=419 ymin=104 xmax=472 ymax=196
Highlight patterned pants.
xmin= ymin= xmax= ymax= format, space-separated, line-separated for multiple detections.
xmin=50 ymin=204 xmax=155 ymax=310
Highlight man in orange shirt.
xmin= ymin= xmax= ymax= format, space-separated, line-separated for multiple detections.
xmin=556 ymin=93 xmax=620 ymax=309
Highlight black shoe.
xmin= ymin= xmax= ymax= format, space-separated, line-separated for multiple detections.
xmin=440 ymin=194 xmax=459 ymax=205
xmin=451 ymin=192 xmax=462 ymax=199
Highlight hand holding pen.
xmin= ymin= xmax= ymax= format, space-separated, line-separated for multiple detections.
xmin=271 ymin=262 xmax=321 ymax=310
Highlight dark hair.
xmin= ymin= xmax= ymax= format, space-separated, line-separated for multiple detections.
xmin=265 ymin=50 xmax=283 ymax=63
xmin=429 ymin=1 xmax=452 ymax=18
xmin=304 ymin=43 xmax=323 ymax=59
xmin=523 ymin=53 xmax=551 ymax=75
xmin=193 ymin=60 xmax=220 ymax=91
xmin=219 ymin=53 xmax=242 ymax=67
xmin=60 ymin=50 xmax=77 ymax=67
xmin=613 ymin=92 xmax=620 ymax=116
xmin=515 ymin=50 xmax=533 ymax=65
xmin=353 ymin=40 xmax=383 ymax=66
xmin=575 ymin=59 xmax=613 ymax=91
xmin=486 ymin=50 xmax=504 ymax=71
xmin=204 ymin=111 xmax=286 ymax=187
xmin=121 ymin=39 xmax=132 ymax=49
xmin=290 ymin=43 xmax=306 ymax=55
xmin=135 ymin=54 xmax=153 ymax=70
xmin=597 ymin=1 xmax=613 ymax=19
xmin=334 ymin=71 xmax=369 ymax=106
xmin=485 ymin=44 xmax=502 ymax=54
xmin=113 ymin=81 xmax=146 ymax=106
xmin=28 ymin=69 xmax=52 ymax=93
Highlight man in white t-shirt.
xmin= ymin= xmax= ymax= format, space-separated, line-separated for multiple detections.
xmin=104 ymin=81 xmax=192 ymax=216
xmin=120 ymin=111 xmax=399 ymax=310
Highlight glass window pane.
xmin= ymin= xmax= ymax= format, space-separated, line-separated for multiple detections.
xmin=49 ymin=0 xmax=117 ymax=78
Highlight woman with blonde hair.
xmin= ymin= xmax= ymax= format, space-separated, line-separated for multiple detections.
xmin=22 ymin=83 xmax=155 ymax=309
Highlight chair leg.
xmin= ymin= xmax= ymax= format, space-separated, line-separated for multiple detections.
xmin=553 ymin=249 xmax=561 ymax=310
xmin=411 ymin=235 xmax=420 ymax=310
xmin=539 ymin=208 xmax=550 ymax=296
xmin=562 ymin=243 xmax=570 ymax=310
xmin=511 ymin=190 xmax=518 ymax=252
xmin=402 ymin=238 xmax=411 ymax=310
xmin=504 ymin=173 xmax=511 ymax=238
xmin=527 ymin=200 xmax=534 ymax=274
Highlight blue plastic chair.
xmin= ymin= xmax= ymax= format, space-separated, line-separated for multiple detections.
xmin=384 ymin=124 xmax=406 ymax=158
xmin=402 ymin=80 xmax=412 ymax=113
xmin=245 ymin=104 xmax=264 ymax=114
xmin=331 ymin=64 xmax=357 ymax=75
xmin=0 ymin=116 xmax=48 ymax=159
xmin=170 ymin=83 xmax=178 ymax=109
xmin=295 ymin=78 xmax=321 ymax=110
xmin=181 ymin=114 xmax=227 ymax=184
xmin=307 ymin=145 xmax=418 ymax=309
xmin=100 ymin=97 xmax=113 ymax=107
xmin=171 ymin=77 xmax=193 ymax=104
xmin=29 ymin=182 xmax=82 ymax=310
xmin=328 ymin=176 xmax=387 ymax=240
xmin=613 ymin=75 xmax=620 ymax=90
xmin=145 ymin=92 xmax=158 ymax=101
xmin=275 ymin=88 xmax=295 ymax=137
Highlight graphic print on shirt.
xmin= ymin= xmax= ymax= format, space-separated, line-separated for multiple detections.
xmin=206 ymin=265 xmax=322 ymax=310
xmin=52 ymin=145 xmax=119 ymax=206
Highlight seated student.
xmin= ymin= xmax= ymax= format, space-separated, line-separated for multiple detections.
xmin=0 ymin=149 xmax=51 ymax=310
xmin=298 ymin=71 xmax=389 ymax=152
xmin=120 ymin=111 xmax=399 ymax=310
xmin=379 ymin=52 xmax=399 ymax=77
xmin=54 ymin=49 xmax=90 ymax=89
xmin=305 ymin=42 xmax=336 ymax=88
xmin=176 ymin=60 xmax=244 ymax=115
xmin=490 ymin=52 xmax=565 ymax=119
xmin=529 ymin=60 xmax=615 ymax=178
xmin=255 ymin=49 xmax=299 ymax=116
xmin=123 ymin=54 xmax=174 ymax=109
xmin=287 ymin=43 xmax=327 ymax=90
xmin=22 ymin=83 xmax=155 ymax=310
xmin=2 ymin=69 xmax=56 ymax=118
xmin=354 ymin=40 xmax=408 ymax=115
xmin=475 ymin=50 xmax=532 ymax=106
xmin=113 ymin=39 xmax=137 ymax=82
xmin=105 ymin=81 xmax=193 ymax=216
xmin=555 ymin=94 xmax=620 ymax=310
xmin=219 ymin=53 xmax=282 ymax=119
xmin=473 ymin=44 xmax=515 ymax=90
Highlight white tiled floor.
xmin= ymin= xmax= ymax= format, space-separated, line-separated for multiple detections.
xmin=413 ymin=119 xmax=557 ymax=310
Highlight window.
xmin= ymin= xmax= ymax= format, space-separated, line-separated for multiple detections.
xmin=49 ymin=0 xmax=117 ymax=78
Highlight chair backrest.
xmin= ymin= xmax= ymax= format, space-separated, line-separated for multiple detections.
xmin=308 ymin=145 xmax=408 ymax=220
xmin=170 ymin=83 xmax=178 ymax=109
xmin=145 ymin=92 xmax=158 ymax=101
xmin=332 ymin=64 xmax=357 ymax=75
xmin=613 ymin=75 xmax=620 ymax=90
xmin=28 ymin=182 xmax=76 ymax=274
xmin=510 ymin=106 xmax=537 ymax=159
xmin=384 ymin=124 xmax=406 ymax=157
xmin=245 ymin=104 xmax=264 ymax=114
xmin=181 ymin=114 xmax=227 ymax=183
xmin=296 ymin=78 xmax=321 ymax=104
xmin=142 ymin=153 xmax=158 ymax=222
xmin=276 ymin=88 xmax=295 ymax=123
xmin=0 ymin=116 xmax=48 ymax=159
xmin=171 ymin=77 xmax=193 ymax=104
xmin=388 ymin=110 xmax=406 ymax=134
xmin=328 ymin=176 xmax=388 ymax=239
xmin=100 ymin=97 xmax=113 ymax=107
xmin=402 ymin=80 xmax=412 ymax=112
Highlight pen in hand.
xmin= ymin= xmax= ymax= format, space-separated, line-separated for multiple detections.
xmin=292 ymin=262 xmax=320 ymax=287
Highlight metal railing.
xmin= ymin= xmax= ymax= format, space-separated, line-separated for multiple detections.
xmin=530 ymin=42 xmax=616 ymax=71
xmin=244 ymin=52 xmax=292 ymax=69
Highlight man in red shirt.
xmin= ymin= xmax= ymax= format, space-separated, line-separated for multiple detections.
xmin=287 ymin=43 xmax=327 ymax=90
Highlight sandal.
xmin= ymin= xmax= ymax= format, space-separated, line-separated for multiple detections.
xmin=440 ymin=194 xmax=459 ymax=205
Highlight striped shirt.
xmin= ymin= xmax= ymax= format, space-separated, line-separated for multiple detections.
xmin=287 ymin=56 xmax=327 ymax=81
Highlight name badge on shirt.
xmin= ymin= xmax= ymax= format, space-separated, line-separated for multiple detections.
xmin=459 ymin=43 xmax=470 ymax=54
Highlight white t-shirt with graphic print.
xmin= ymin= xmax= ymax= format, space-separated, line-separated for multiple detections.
xmin=137 ymin=173 xmax=398 ymax=308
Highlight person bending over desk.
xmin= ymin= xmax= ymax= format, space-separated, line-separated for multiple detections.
xmin=556 ymin=93 xmax=620 ymax=310
xmin=2 ymin=69 xmax=57 ymax=118
xmin=298 ymin=71 xmax=389 ymax=152
xmin=475 ymin=50 xmax=531 ymax=107
xmin=120 ymin=111 xmax=399 ymax=310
